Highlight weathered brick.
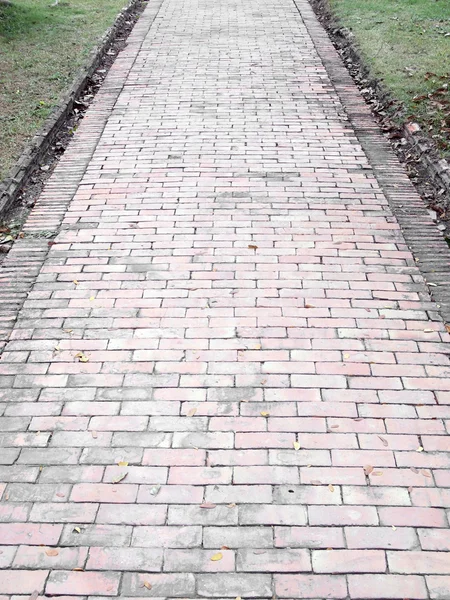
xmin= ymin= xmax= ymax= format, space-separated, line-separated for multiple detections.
xmin=348 ymin=574 xmax=427 ymax=599
xmin=46 ymin=570 xmax=120 ymax=596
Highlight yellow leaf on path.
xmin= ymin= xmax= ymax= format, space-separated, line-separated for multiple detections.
xmin=372 ymin=471 xmax=383 ymax=476
xmin=211 ymin=552 xmax=223 ymax=561
xmin=328 ymin=484 xmax=335 ymax=492
xmin=73 ymin=527 xmax=81 ymax=534
xmin=227 ymin=503 xmax=236 ymax=508
xmin=118 ymin=461 xmax=128 ymax=467
xmin=416 ymin=446 xmax=424 ymax=452
xmin=75 ymin=352 xmax=88 ymax=363
xmin=91 ymin=431 xmax=98 ymax=439
xmin=89 ymin=297 xmax=95 ymax=301
xmin=73 ymin=280 xmax=79 ymax=285
xmin=364 ymin=465 xmax=374 ymax=476
xmin=45 ymin=549 xmax=59 ymax=556
xmin=392 ymin=525 xmax=397 ymax=531
xmin=293 ymin=441 xmax=301 ymax=451
xmin=187 ymin=408 xmax=197 ymax=417
xmin=112 ymin=472 xmax=127 ymax=484
xmin=143 ymin=582 xmax=152 ymax=590
xmin=260 ymin=411 xmax=270 ymax=417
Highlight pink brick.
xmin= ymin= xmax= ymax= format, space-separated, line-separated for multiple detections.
xmin=238 ymin=548 xmax=311 ymax=572
xmin=388 ymin=551 xmax=450 ymax=574
xmin=71 ymin=483 xmax=138 ymax=503
xmin=275 ymin=574 xmax=347 ymax=598
xmin=348 ymin=574 xmax=427 ymax=599
xmin=143 ymin=448 xmax=206 ymax=466
xmin=312 ymin=549 xmax=386 ymax=573
xmin=46 ymin=570 xmax=120 ymax=595
xmin=274 ymin=526 xmax=345 ymax=549
xmin=168 ymin=466 xmax=231 ymax=485
xmin=0 ymin=523 xmax=62 ymax=545
xmin=427 ymin=576 xmax=450 ymax=600
xmin=378 ymin=506 xmax=447 ymax=527
xmin=309 ymin=505 xmax=378 ymax=526
xmin=0 ymin=570 xmax=48 ymax=594
xmin=345 ymin=526 xmax=418 ymax=549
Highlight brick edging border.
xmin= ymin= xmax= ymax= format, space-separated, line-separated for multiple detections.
xmin=0 ymin=0 xmax=142 ymax=217
xmin=305 ymin=0 xmax=450 ymax=212
xmin=0 ymin=0 xmax=164 ymax=351
xmin=296 ymin=0 xmax=450 ymax=325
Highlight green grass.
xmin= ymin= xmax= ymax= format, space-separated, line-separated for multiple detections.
xmin=329 ymin=0 xmax=450 ymax=155
xmin=0 ymin=0 xmax=130 ymax=180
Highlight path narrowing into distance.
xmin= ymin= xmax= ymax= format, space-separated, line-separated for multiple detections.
xmin=1 ymin=0 xmax=450 ymax=597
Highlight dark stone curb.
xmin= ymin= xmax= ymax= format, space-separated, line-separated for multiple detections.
xmin=298 ymin=0 xmax=450 ymax=325
xmin=0 ymin=0 xmax=142 ymax=217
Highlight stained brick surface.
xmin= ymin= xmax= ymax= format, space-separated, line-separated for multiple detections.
xmin=0 ymin=0 xmax=449 ymax=596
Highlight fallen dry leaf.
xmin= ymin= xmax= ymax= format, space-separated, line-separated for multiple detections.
xmin=187 ymin=408 xmax=197 ymax=417
xmin=143 ymin=581 xmax=152 ymax=590
xmin=75 ymin=352 xmax=88 ymax=363
xmin=293 ymin=441 xmax=301 ymax=451
xmin=227 ymin=503 xmax=237 ymax=508
xmin=378 ymin=436 xmax=389 ymax=447
xmin=118 ymin=461 xmax=128 ymax=467
xmin=112 ymin=472 xmax=127 ymax=484
xmin=200 ymin=502 xmax=217 ymax=509
xmin=310 ymin=480 xmax=322 ymax=485
xmin=423 ymin=329 xmax=434 ymax=333
xmin=372 ymin=471 xmax=383 ymax=476
xmin=260 ymin=411 xmax=270 ymax=417
xmin=421 ymin=470 xmax=432 ymax=478
xmin=330 ymin=425 xmax=339 ymax=429
xmin=305 ymin=304 xmax=315 ymax=309
xmin=416 ymin=446 xmax=424 ymax=452
xmin=364 ymin=465 xmax=374 ymax=476
xmin=392 ymin=525 xmax=397 ymax=531
xmin=221 ymin=545 xmax=230 ymax=550
xmin=410 ymin=467 xmax=419 ymax=474
xmin=328 ymin=484 xmax=335 ymax=492
xmin=45 ymin=549 xmax=59 ymax=557
xmin=73 ymin=527 xmax=81 ymax=534
xmin=91 ymin=431 xmax=98 ymax=439
xmin=445 ymin=324 xmax=450 ymax=334
xmin=72 ymin=567 xmax=84 ymax=571
xmin=248 ymin=244 xmax=258 ymax=250
xmin=210 ymin=552 xmax=223 ymax=561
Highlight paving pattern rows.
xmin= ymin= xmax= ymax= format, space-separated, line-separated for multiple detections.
xmin=1 ymin=0 xmax=450 ymax=597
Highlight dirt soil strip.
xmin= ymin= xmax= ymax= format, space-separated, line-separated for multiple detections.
xmin=0 ymin=0 xmax=165 ymax=351
xmin=298 ymin=0 xmax=450 ymax=325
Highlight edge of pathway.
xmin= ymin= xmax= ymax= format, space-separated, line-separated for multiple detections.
xmin=297 ymin=0 xmax=450 ymax=325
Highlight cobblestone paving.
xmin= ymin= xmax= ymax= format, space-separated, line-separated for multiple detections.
xmin=1 ymin=0 xmax=450 ymax=597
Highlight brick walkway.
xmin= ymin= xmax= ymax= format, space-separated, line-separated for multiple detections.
xmin=1 ymin=0 xmax=450 ymax=597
